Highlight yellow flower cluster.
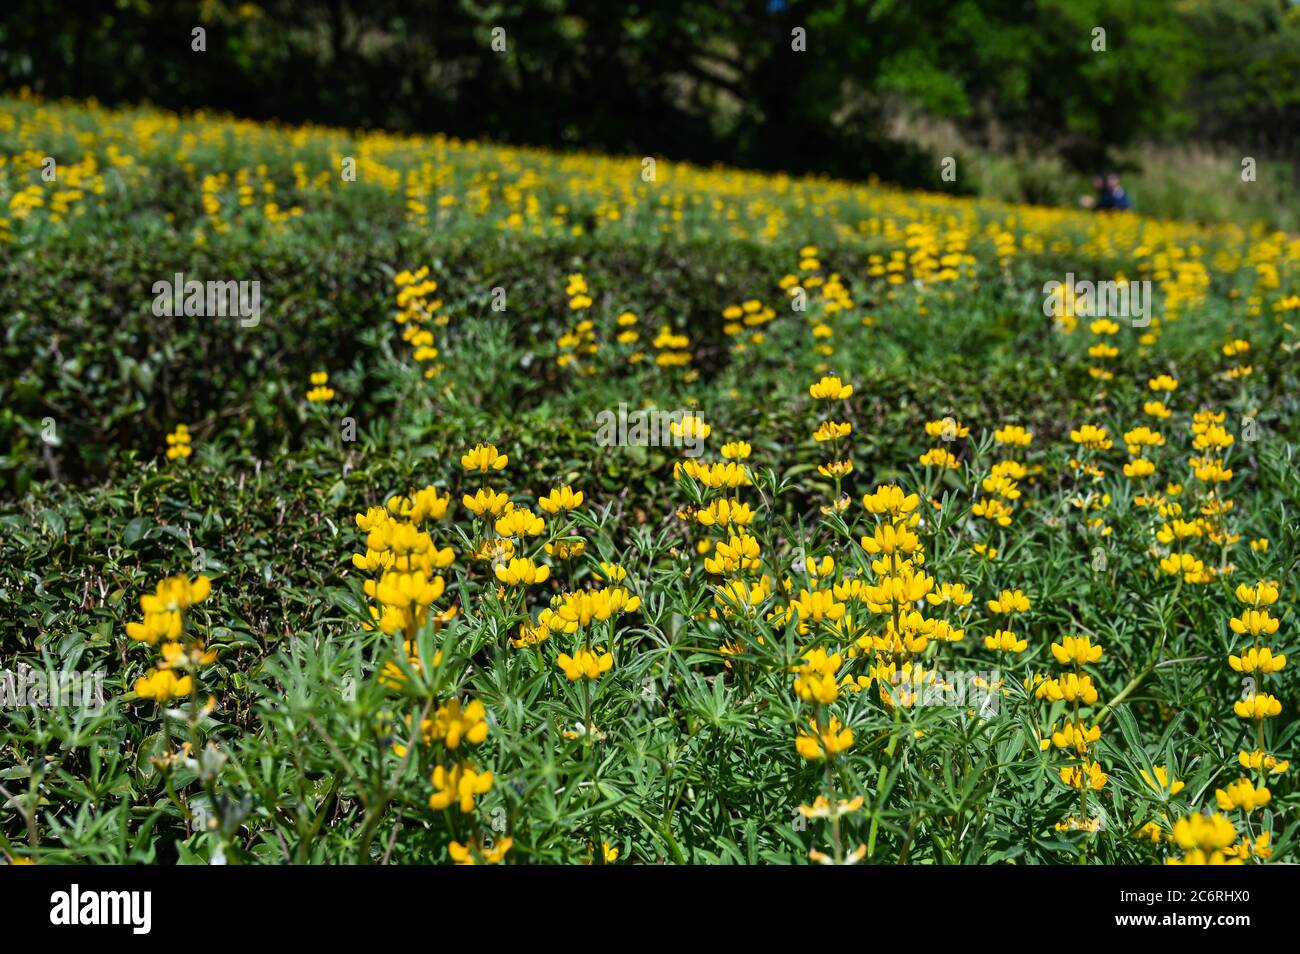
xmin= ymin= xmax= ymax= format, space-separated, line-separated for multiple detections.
xmin=1230 ymin=579 xmax=1285 ymax=734
xmin=305 ymin=370 xmax=334 ymax=402
xmin=1085 ymin=317 xmax=1121 ymax=383
xmin=126 ymin=575 xmax=216 ymax=703
xmin=1036 ymin=632 xmax=1106 ymax=828
xmin=808 ymin=376 xmax=854 ymax=505
xmin=918 ymin=416 xmax=966 ymax=471
xmin=721 ymin=298 xmax=776 ymax=355
xmin=164 ymin=423 xmax=192 ymax=461
xmin=394 ymin=266 xmax=445 ymax=379
xmin=353 ymin=487 xmax=455 ymax=637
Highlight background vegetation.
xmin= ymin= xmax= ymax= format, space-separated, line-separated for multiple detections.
xmin=1 ymin=4 xmax=1297 ymax=867
xmin=2 ymin=0 xmax=1299 ymax=224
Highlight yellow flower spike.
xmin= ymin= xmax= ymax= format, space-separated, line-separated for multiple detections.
xmin=538 ymin=485 xmax=584 ymax=514
xmin=449 ymin=836 xmax=512 ymax=865
xmin=305 ymin=370 xmax=335 ymax=402
xmin=983 ymin=629 xmax=1027 ymax=653
xmin=792 ymin=647 xmax=843 ymax=703
xmin=669 ymin=413 xmax=711 ymax=441
xmin=1234 ymin=693 xmax=1282 ymax=720
xmin=1215 ymin=778 xmax=1271 ymax=812
xmin=140 ymin=574 xmax=212 ymax=614
xmin=595 ymin=561 xmax=628 ymax=582
xmin=134 ymin=668 xmax=193 ymax=702
xmin=1069 ymin=424 xmax=1112 ymax=450
xmin=429 ymin=699 xmax=490 ymax=749
xmin=388 ymin=486 xmax=451 ymax=523
xmin=556 ymin=647 xmax=614 ymax=681
xmin=126 ymin=610 xmax=182 ymax=645
xmin=926 ymin=582 xmax=973 ymax=607
xmin=861 ymin=484 xmax=920 ymax=517
xmin=460 ymin=443 xmax=508 ymax=473
xmin=860 ymin=522 xmax=921 ymax=556
xmin=1049 ymin=720 xmax=1101 ymax=754
xmin=164 ymin=424 xmax=193 ymax=460
xmin=1035 ymin=673 xmax=1099 ymax=705
xmin=1229 ymin=609 xmax=1279 ymax=638
xmin=720 ymin=440 xmax=752 ymax=460
xmin=1238 ymin=750 xmax=1289 ymax=775
xmin=703 ymin=533 xmax=761 ymax=575
xmin=1171 ymin=812 xmax=1238 ymax=854
xmin=809 ymin=375 xmax=853 ymax=400
xmin=986 ymin=589 xmax=1030 ymax=614
xmin=695 ymin=498 xmax=755 ymax=528
xmin=918 ymin=448 xmax=960 ymax=469
xmin=494 ymin=557 xmax=550 ymax=587
xmin=924 ymin=418 xmax=970 ymax=440
xmin=494 ymin=507 xmax=546 ymax=539
xmin=428 ymin=763 xmax=493 ymax=813
xmin=795 ymin=716 xmax=854 ymax=760
xmin=1059 ymin=760 xmax=1108 ymax=791
xmin=1050 ymin=635 xmax=1103 ymax=666
xmin=812 ymin=420 xmax=852 ymax=442
xmin=512 ymin=620 xmax=550 ymax=648
xmin=462 ymin=487 xmax=512 ymax=517
xmin=1234 ymin=580 xmax=1280 ymax=608
xmin=992 ymin=424 xmax=1033 ymax=446
xmin=1228 ymin=646 xmax=1286 ymax=674
xmin=787 ymin=589 xmax=846 ymax=628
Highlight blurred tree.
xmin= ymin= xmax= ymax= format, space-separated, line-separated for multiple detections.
xmin=0 ymin=0 xmax=1294 ymax=182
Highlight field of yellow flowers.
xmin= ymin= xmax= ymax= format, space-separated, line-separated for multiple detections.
xmin=2 ymin=91 xmax=1298 ymax=865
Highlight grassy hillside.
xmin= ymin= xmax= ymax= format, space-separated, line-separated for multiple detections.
xmin=2 ymin=93 xmax=1298 ymax=865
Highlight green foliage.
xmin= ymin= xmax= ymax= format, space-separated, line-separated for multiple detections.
xmin=1 ymin=94 xmax=1298 ymax=866
xmin=2 ymin=0 xmax=1297 ymax=180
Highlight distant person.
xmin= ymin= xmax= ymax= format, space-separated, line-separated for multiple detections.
xmin=1080 ymin=173 xmax=1132 ymax=211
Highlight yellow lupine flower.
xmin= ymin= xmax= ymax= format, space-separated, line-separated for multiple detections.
xmin=1229 ymin=609 xmax=1279 ymax=638
xmin=538 ymin=485 xmax=583 ymax=513
xmin=1059 ymin=760 xmax=1107 ymax=791
xmin=986 ymin=589 xmax=1030 ymax=614
xmin=428 ymin=699 xmax=490 ymax=749
xmin=1235 ymin=581 xmax=1280 ymax=608
xmin=556 ymin=647 xmax=614 ymax=681
xmin=1234 ymin=693 xmax=1282 ymax=720
xmin=1051 ymin=635 xmax=1103 ymax=666
xmin=993 ymin=424 xmax=1033 ymax=446
xmin=305 ymin=370 xmax=335 ymax=402
xmin=460 ymin=443 xmax=508 ymax=472
xmin=1036 ymin=672 xmax=1099 ymax=705
xmin=462 ymin=488 xmax=512 ymax=517
xmin=1215 ymin=778 xmax=1271 ymax=812
xmin=809 ymin=375 xmax=853 ymax=400
xmin=1228 ymin=646 xmax=1286 ymax=673
xmin=429 ymin=763 xmax=493 ymax=812
xmin=494 ymin=557 xmax=550 ymax=587
xmin=795 ymin=716 xmax=854 ymax=760
xmin=495 ymin=507 xmax=546 ymax=539
xmin=134 ymin=668 xmax=193 ymax=702
xmin=983 ymin=629 xmax=1027 ymax=653
xmin=792 ymin=647 xmax=843 ymax=703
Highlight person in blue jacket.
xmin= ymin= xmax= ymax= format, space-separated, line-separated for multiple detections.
xmin=1081 ymin=172 xmax=1133 ymax=211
